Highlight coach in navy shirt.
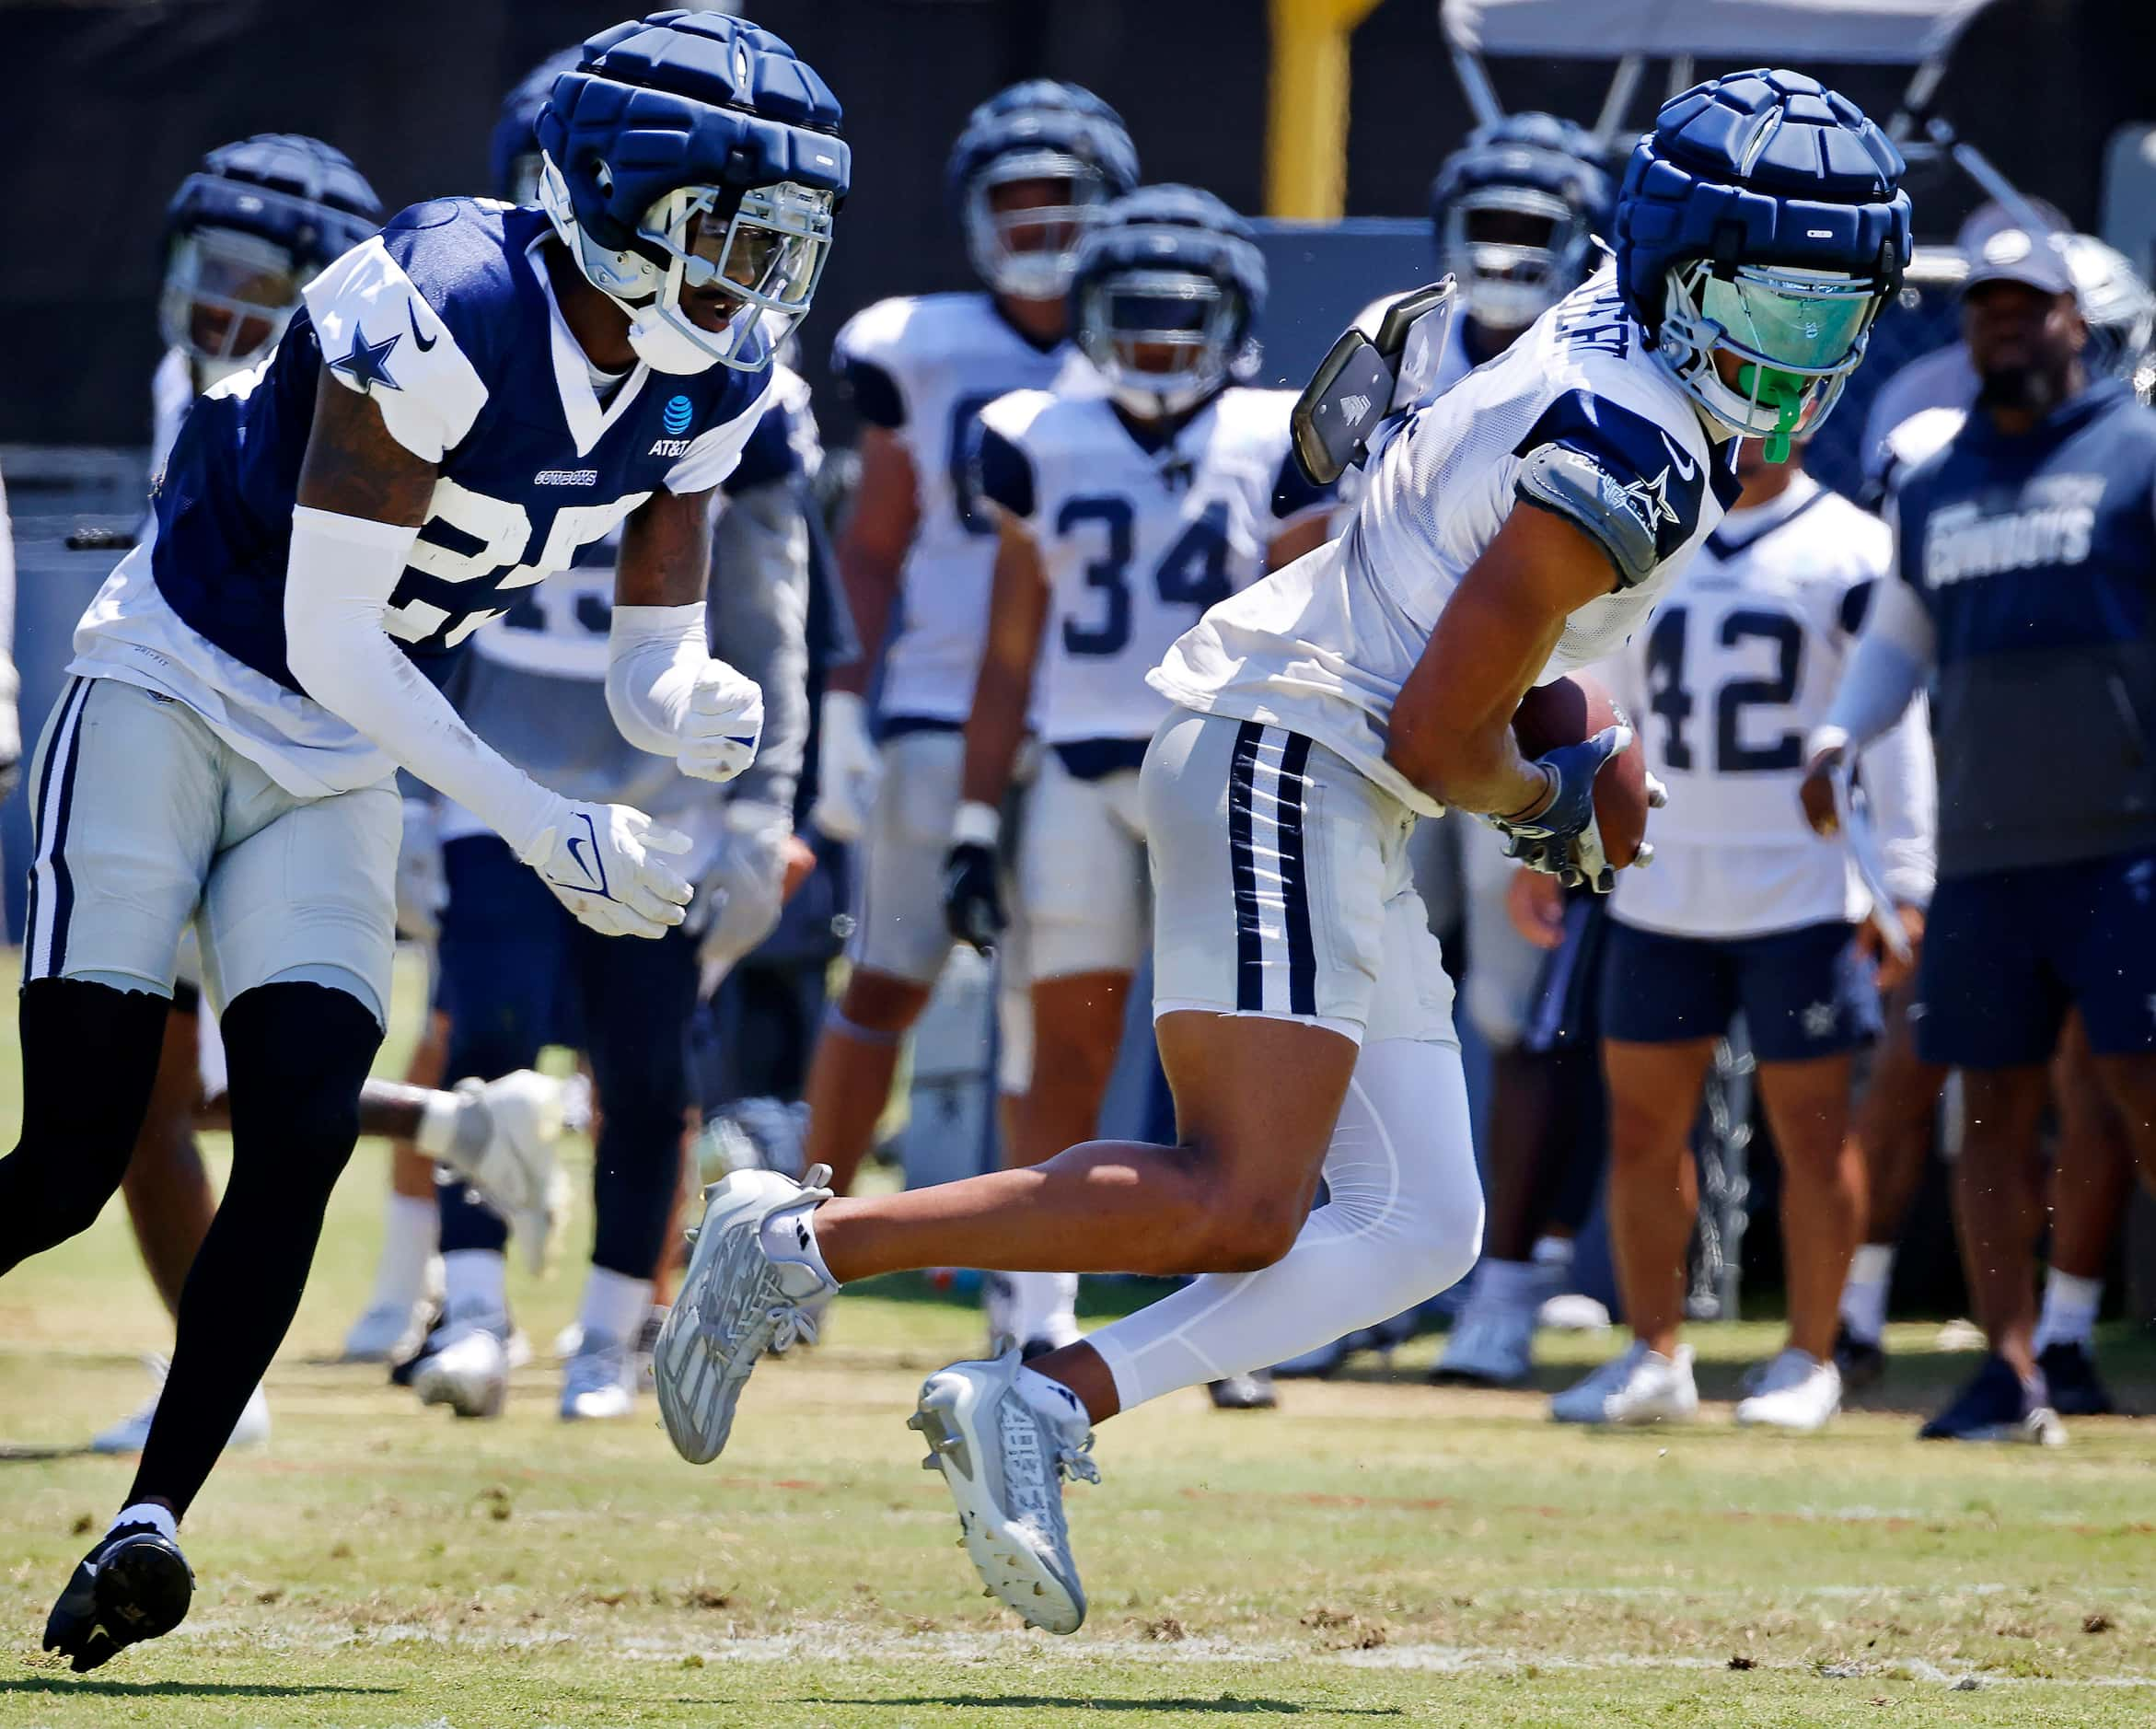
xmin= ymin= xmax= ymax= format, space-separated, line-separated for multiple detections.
xmin=1803 ymin=226 xmax=2156 ymax=1443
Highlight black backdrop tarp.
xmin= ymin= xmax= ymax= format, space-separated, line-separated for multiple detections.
xmin=1 ymin=0 xmax=2144 ymax=447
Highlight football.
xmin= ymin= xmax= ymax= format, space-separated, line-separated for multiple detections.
xmin=1511 ymin=672 xmax=1652 ymax=869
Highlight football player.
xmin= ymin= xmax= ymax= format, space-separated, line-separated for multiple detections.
xmin=98 ymin=133 xmax=569 ymax=1444
xmin=1547 ymin=431 xmax=1932 ymax=1432
xmin=1804 ymin=227 xmax=2156 ymax=1443
xmin=940 ymin=187 xmax=1332 ymax=1387
xmin=378 ymin=50 xmax=817 ymax=1425
xmin=655 ymin=73 xmax=1908 ymax=1628
xmin=798 ymin=82 xmax=1139 ymax=1211
xmin=7 ymin=11 xmax=847 ymax=1670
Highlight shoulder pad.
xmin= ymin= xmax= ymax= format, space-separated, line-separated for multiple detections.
xmin=1290 ymin=281 xmax=1455 ymax=486
xmin=1515 ymin=443 xmax=1660 ymax=587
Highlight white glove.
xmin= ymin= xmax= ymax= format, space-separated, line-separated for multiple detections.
xmin=691 ymin=800 xmax=792 ymax=981
xmin=809 ymin=690 xmax=880 ymax=843
xmin=678 ymin=660 xmax=764 ymax=783
xmin=516 ymin=797 xmax=693 ymax=939
xmin=394 ymin=795 xmax=446 ymax=944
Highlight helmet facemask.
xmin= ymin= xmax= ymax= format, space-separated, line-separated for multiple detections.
xmin=1443 ymin=186 xmax=1587 ymax=331
xmin=1658 ymin=260 xmax=1887 ymax=459
xmin=967 ymin=148 xmax=1111 ymax=301
xmin=1078 ymin=266 xmax=1240 ymax=421
xmin=159 ymin=226 xmax=302 ymax=381
xmin=540 ymin=157 xmax=835 ymax=376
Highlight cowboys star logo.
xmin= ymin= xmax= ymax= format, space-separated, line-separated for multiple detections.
xmin=1615 ymin=465 xmax=1680 ymax=531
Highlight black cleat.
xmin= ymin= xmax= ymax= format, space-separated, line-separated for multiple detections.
xmin=1207 ymin=1369 xmax=1279 ymax=1411
xmin=42 ymin=1524 xmax=194 ymax=1673
xmin=2037 ymin=1341 xmax=2117 ymax=1418
xmin=1834 ymin=1324 xmax=1886 ymax=1393
xmin=1918 ymin=1354 xmax=2065 ymax=1445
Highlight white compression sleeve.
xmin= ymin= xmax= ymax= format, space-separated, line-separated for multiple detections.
xmin=1817 ymin=577 xmax=1936 ymax=754
xmin=284 ymin=505 xmax=556 ymax=857
xmin=1860 ymin=696 xmax=1938 ymax=909
xmin=606 ymin=602 xmax=710 ymax=756
xmin=1086 ymin=1039 xmax=1485 ymax=1411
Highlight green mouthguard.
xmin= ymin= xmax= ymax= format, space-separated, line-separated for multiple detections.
xmin=1735 ymin=364 xmax=1806 ymax=463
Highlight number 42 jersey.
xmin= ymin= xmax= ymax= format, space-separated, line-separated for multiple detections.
xmin=72 ymin=199 xmax=771 ymax=799
xmin=1607 ymin=472 xmax=1936 ymax=939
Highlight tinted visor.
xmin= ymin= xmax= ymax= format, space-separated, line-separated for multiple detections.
xmin=1698 ymin=266 xmax=1878 ymax=377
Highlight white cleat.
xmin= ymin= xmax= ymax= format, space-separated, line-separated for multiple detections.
xmin=653 ymin=1165 xmax=836 ymax=1464
xmin=1734 ymin=1349 xmax=1842 ymax=1433
xmin=910 ymin=1345 xmax=1098 ymax=1635
xmin=1432 ymin=1297 xmax=1536 ymax=1387
xmin=90 ymin=1357 xmax=269 ymax=1454
xmin=411 ymin=1323 xmax=509 ymax=1419
xmin=560 ymin=1329 xmax=637 ymax=1421
xmin=1550 ymin=1340 xmax=1698 ymax=1427
xmin=1537 ymin=1293 xmax=1613 ymax=1332
xmin=448 ymin=1071 xmax=573 ymax=1277
xmin=341 ymin=1297 xmax=432 ymax=1365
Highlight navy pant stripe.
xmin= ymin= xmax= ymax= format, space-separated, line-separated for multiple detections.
xmin=1226 ymin=721 xmax=1267 ymax=1011
xmin=28 ymin=679 xmax=90 ymax=981
xmin=1276 ymin=732 xmax=1318 ymax=1017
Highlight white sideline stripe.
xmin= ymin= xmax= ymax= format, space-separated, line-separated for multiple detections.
xmin=166 ymin=1619 xmax=2156 ymax=1687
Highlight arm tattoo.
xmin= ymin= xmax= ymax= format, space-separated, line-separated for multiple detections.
xmin=294 ymin=366 xmax=439 ymax=525
xmin=616 ymin=487 xmax=716 ymax=608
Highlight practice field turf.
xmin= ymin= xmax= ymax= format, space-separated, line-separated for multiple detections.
xmin=3 ymin=968 xmax=2156 ymax=1726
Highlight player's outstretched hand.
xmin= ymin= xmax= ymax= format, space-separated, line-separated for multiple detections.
xmin=1491 ymin=725 xmax=1632 ymax=893
xmin=678 ymin=660 xmax=764 ymax=783
xmin=521 ymin=798 xmax=693 ymax=939
xmin=942 ymin=841 xmax=1005 ymax=954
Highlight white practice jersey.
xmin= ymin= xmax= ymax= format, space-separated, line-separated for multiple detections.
xmin=150 ymin=346 xmax=196 ymax=479
xmin=1859 ymin=341 xmax=1976 ymax=499
xmin=833 ymin=292 xmax=1092 ymax=725
xmin=1153 ymin=269 xmax=1739 ymax=818
xmin=1606 ymin=474 xmax=1936 ymax=939
xmin=978 ymin=385 xmax=1313 ymax=745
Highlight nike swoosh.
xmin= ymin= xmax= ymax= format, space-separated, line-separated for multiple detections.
xmin=1658 ymin=430 xmax=1698 ymax=482
xmin=408 ymin=300 xmax=437 ymax=353
xmin=564 ymin=832 xmax=606 ymax=895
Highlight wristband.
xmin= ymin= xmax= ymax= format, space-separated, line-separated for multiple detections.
xmin=952 ymin=799 xmax=1002 ymax=848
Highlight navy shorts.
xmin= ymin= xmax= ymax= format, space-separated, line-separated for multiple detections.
xmin=1917 ymin=846 xmax=2156 ymax=1069
xmin=1600 ymin=917 xmax=1880 ymax=1062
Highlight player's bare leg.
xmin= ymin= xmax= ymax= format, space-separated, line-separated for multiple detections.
xmin=120 ymin=1004 xmax=218 ymax=1317
xmin=2035 ymin=1014 xmax=2133 ymax=1412
xmin=1755 ymin=1055 xmax=1864 ymax=1363
xmin=1597 ymin=1039 xmax=1714 ymax=1361
xmin=1949 ymin=1065 xmax=2051 ymax=1382
xmin=801 ymin=969 xmax=928 ymax=1195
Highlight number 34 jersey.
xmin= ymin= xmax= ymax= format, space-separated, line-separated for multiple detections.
xmin=976 ymin=385 xmax=1316 ymax=747
xmin=72 ymin=199 xmax=771 ymax=799
xmin=1607 ymin=472 xmax=1936 ymax=940
xmin=831 ymin=292 xmax=1088 ymax=726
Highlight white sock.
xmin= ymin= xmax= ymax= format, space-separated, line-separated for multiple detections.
xmin=1838 ymin=1243 xmax=1895 ymax=1345
xmin=442 ymin=1248 xmax=508 ymax=1328
xmin=112 ymin=1502 xmax=179 ymax=1544
xmin=2034 ymin=1269 xmax=2102 ymax=1352
xmin=577 ymin=1267 xmax=653 ymax=1350
xmin=1005 ymin=1271 xmax=1079 ymax=1348
xmin=1475 ymin=1257 xmax=1540 ymax=1309
xmin=1014 ymin=1363 xmax=1088 ymax=1436
xmin=760 ymin=1201 xmax=837 ymax=1287
xmin=367 ymin=1193 xmax=439 ymax=1311
xmin=1089 ymin=1039 xmax=1484 ymax=1412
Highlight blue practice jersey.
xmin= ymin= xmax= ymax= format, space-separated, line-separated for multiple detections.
xmin=73 ymin=200 xmax=771 ymax=798
xmin=1893 ymin=378 xmax=2156 ymax=875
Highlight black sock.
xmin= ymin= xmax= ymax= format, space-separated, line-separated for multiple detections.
xmin=130 ymin=981 xmax=381 ymax=1517
xmin=0 ymin=979 xmax=168 ymax=1276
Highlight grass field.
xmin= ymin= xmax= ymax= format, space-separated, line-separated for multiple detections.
xmin=4 ymin=968 xmax=2156 ymax=1726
